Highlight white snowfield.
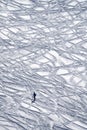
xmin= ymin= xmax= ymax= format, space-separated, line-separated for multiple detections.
xmin=0 ymin=0 xmax=87 ymax=130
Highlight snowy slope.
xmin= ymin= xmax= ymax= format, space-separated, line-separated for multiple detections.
xmin=0 ymin=0 xmax=87 ymax=130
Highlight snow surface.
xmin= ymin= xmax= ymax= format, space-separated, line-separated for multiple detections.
xmin=0 ymin=0 xmax=87 ymax=130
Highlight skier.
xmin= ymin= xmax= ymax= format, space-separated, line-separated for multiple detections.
xmin=32 ymin=92 xmax=36 ymax=103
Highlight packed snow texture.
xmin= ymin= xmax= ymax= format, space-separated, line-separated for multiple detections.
xmin=0 ymin=0 xmax=87 ymax=130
